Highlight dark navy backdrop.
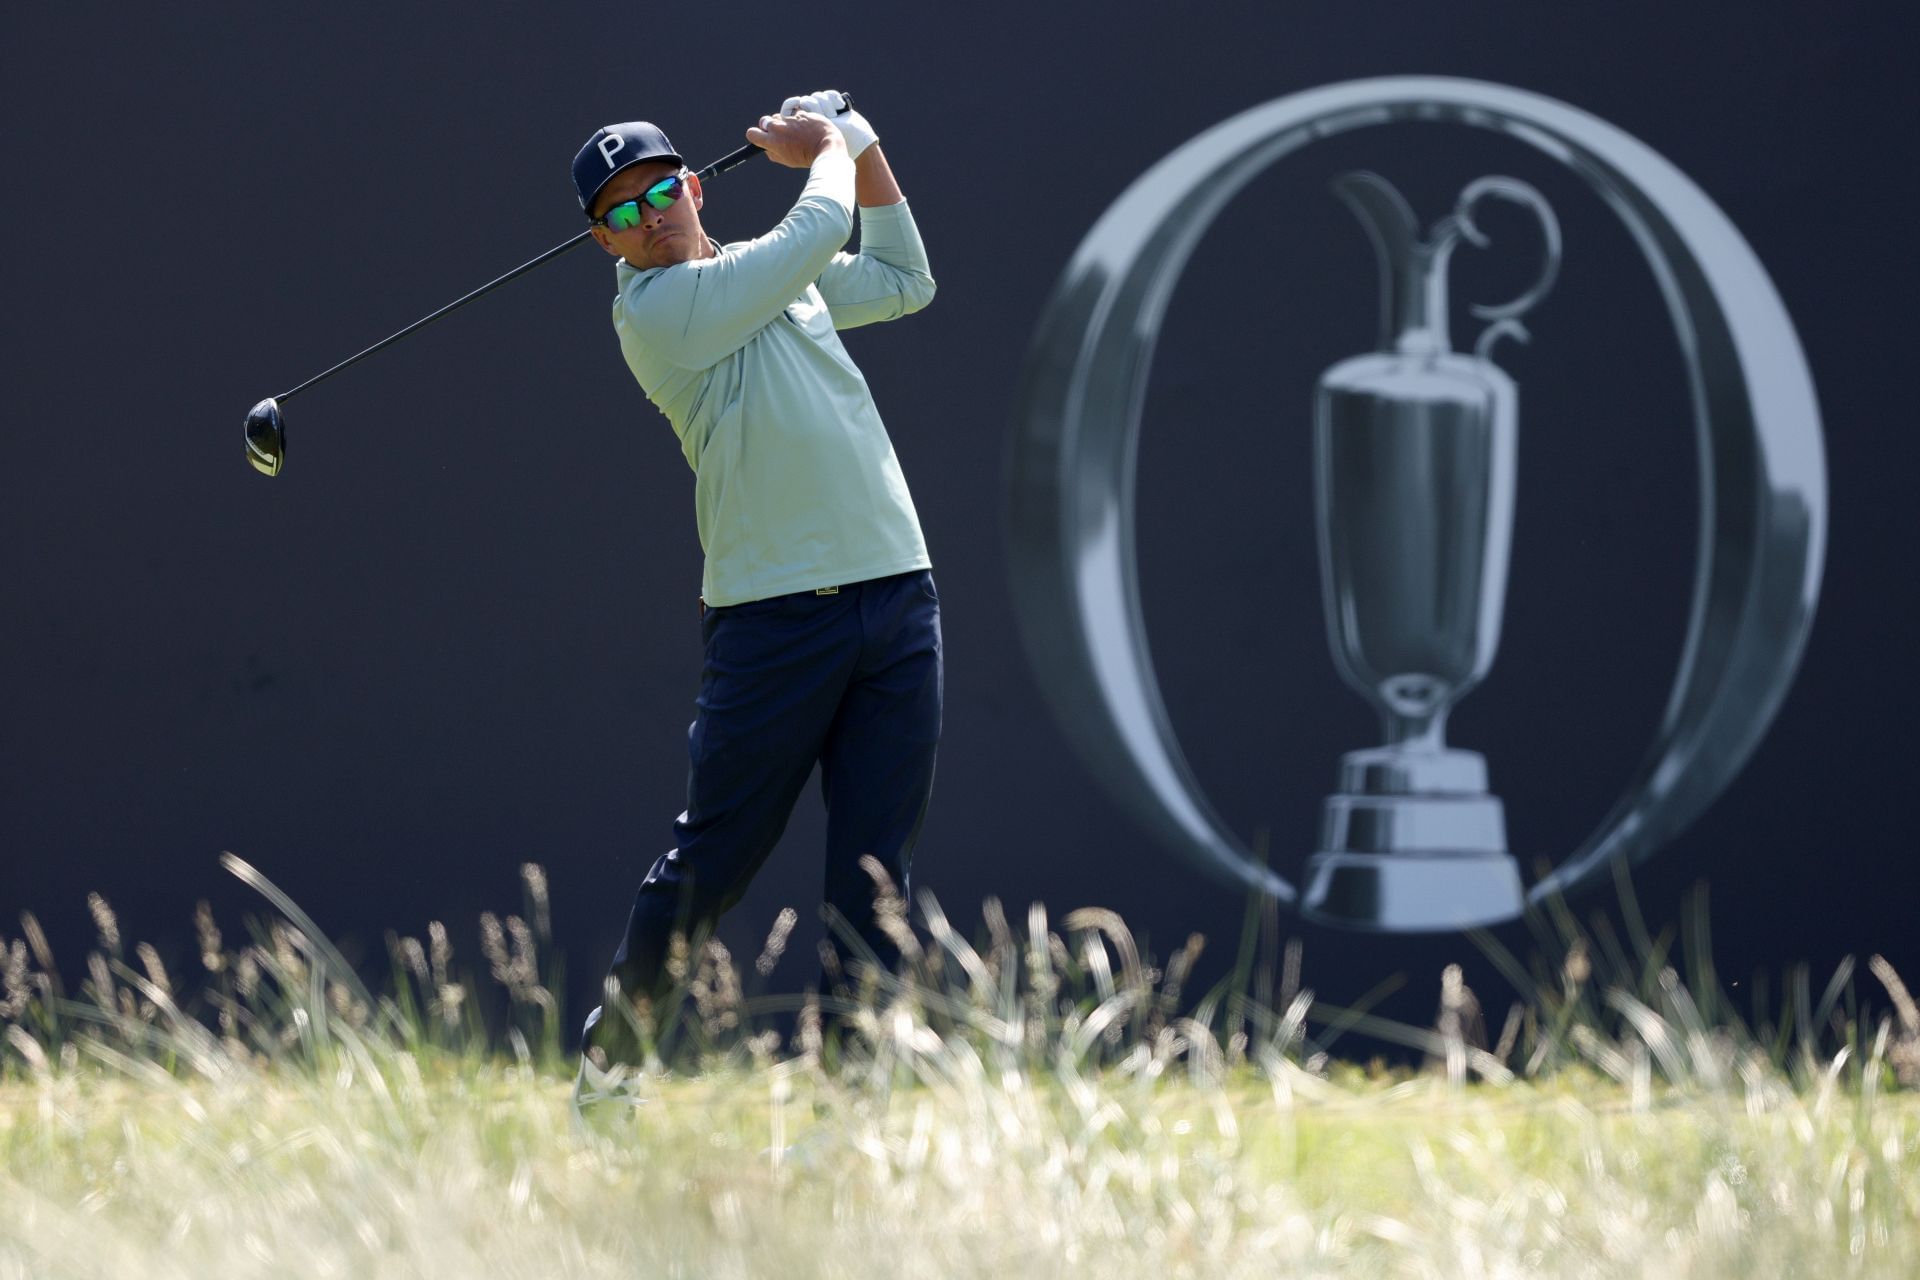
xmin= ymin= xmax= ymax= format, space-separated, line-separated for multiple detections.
xmin=4 ymin=1 xmax=1915 ymax=1045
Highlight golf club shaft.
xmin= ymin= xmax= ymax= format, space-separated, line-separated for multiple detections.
xmin=274 ymin=139 xmax=772 ymax=404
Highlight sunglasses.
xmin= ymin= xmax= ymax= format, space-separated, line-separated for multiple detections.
xmin=590 ymin=168 xmax=691 ymax=231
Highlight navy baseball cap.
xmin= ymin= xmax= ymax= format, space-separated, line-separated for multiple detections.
xmin=572 ymin=121 xmax=684 ymax=213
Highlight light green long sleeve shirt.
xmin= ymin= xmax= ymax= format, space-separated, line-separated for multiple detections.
xmin=611 ymin=149 xmax=936 ymax=606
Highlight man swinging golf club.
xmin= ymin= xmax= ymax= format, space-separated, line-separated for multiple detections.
xmin=570 ymin=90 xmax=940 ymax=1113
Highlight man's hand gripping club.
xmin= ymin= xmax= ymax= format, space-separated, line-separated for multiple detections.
xmin=751 ymin=88 xmax=902 ymax=207
xmin=780 ymin=89 xmax=877 ymax=158
xmin=745 ymin=110 xmax=846 ymax=169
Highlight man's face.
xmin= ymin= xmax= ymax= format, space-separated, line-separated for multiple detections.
xmin=588 ymin=160 xmax=710 ymax=270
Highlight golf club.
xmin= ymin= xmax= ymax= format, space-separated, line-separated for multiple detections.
xmin=244 ymin=97 xmax=853 ymax=476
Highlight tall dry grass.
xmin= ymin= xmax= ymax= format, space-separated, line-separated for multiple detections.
xmin=2 ymin=853 xmax=1916 ymax=1277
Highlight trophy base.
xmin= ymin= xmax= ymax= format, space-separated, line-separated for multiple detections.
xmin=1302 ymin=746 xmax=1524 ymax=930
xmin=1320 ymin=792 xmax=1507 ymax=854
xmin=1301 ymin=849 xmax=1525 ymax=931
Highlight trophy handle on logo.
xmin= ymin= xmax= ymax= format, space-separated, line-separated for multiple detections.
xmin=1303 ymin=172 xmax=1562 ymax=930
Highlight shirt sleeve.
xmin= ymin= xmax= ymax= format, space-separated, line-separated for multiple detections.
xmin=814 ymin=200 xmax=937 ymax=330
xmin=616 ymin=150 xmax=857 ymax=369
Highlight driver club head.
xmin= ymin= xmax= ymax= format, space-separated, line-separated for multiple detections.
xmin=245 ymin=397 xmax=285 ymax=476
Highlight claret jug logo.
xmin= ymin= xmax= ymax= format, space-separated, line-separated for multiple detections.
xmin=1007 ymin=77 xmax=1826 ymax=932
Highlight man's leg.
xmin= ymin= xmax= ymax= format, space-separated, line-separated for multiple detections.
xmin=590 ymin=591 xmax=862 ymax=1067
xmin=816 ymin=571 xmax=942 ymax=1010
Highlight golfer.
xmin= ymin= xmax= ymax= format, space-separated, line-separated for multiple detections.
xmin=569 ymin=91 xmax=939 ymax=1091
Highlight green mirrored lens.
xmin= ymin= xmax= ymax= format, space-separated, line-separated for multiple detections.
xmin=606 ymin=201 xmax=643 ymax=231
xmin=644 ymin=175 xmax=682 ymax=210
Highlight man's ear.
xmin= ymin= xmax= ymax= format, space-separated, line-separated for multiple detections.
xmin=589 ymin=225 xmax=623 ymax=258
xmin=688 ymin=173 xmax=704 ymax=210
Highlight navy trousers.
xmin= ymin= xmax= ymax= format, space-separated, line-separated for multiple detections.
xmin=593 ymin=569 xmax=941 ymax=1053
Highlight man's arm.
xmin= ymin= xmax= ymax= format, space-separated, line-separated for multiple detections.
xmin=816 ymin=144 xmax=936 ymax=329
xmin=853 ymin=142 xmax=905 ymax=208
xmin=617 ymin=117 xmax=853 ymax=369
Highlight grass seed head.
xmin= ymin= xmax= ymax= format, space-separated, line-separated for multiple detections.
xmin=519 ymin=862 xmax=551 ymax=942
xmin=1563 ymin=937 xmax=1592 ymax=989
xmin=136 ymin=942 xmax=172 ymax=997
xmin=427 ymin=921 xmax=450 ymax=989
xmin=1869 ymin=956 xmax=1920 ymax=1086
xmin=194 ymin=900 xmax=225 ymax=973
xmin=693 ymin=939 xmax=742 ymax=1034
xmin=480 ymin=912 xmax=509 ymax=984
xmin=1 ymin=940 xmax=29 ymax=1018
xmin=817 ymin=939 xmax=842 ymax=985
xmin=4 ymin=1023 xmax=48 ymax=1075
xmin=397 ymin=936 xmax=428 ymax=983
xmin=796 ymin=990 xmax=823 ymax=1060
xmin=87 ymin=892 xmax=121 ymax=956
xmin=269 ymin=922 xmax=307 ymax=985
xmin=86 ymin=951 xmax=113 ymax=1007
xmin=756 ymin=907 xmax=798 ymax=977
xmin=1867 ymin=955 xmax=1918 ymax=1033
xmin=983 ymin=895 xmax=1013 ymax=966
xmin=20 ymin=911 xmax=55 ymax=972
xmin=859 ymin=855 xmax=922 ymax=965
xmin=235 ymin=947 xmax=261 ymax=999
xmin=504 ymin=916 xmax=546 ymax=1006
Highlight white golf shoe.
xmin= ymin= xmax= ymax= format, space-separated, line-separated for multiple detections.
xmin=569 ymin=1005 xmax=649 ymax=1139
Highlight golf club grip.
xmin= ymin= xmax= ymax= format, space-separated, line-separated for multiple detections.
xmin=693 ymin=94 xmax=857 ymax=182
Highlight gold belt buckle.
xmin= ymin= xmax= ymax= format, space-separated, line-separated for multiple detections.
xmin=815 ymin=585 xmax=840 ymax=596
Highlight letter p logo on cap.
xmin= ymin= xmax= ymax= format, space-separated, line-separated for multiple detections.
xmin=571 ymin=121 xmax=685 ymax=211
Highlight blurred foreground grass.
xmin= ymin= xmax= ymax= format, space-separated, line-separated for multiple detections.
xmin=3 ymin=854 xmax=1917 ymax=1277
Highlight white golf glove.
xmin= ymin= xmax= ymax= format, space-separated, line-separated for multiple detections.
xmin=780 ymin=89 xmax=877 ymax=159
